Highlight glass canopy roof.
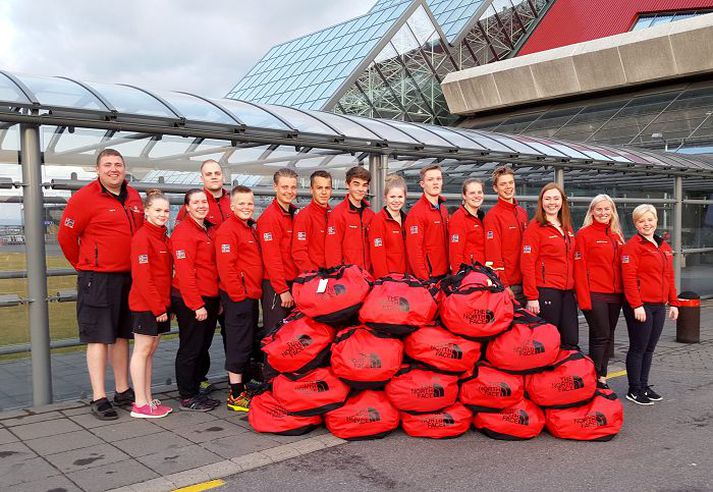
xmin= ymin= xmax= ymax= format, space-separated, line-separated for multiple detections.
xmin=2 ymin=69 xmax=712 ymax=179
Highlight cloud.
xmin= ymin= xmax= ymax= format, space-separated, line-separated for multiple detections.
xmin=1 ymin=0 xmax=369 ymax=97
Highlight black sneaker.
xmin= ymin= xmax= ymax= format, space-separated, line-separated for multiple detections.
xmin=113 ymin=388 xmax=135 ymax=407
xmin=596 ymin=381 xmax=610 ymax=390
xmin=199 ymin=395 xmax=221 ymax=408
xmin=91 ymin=397 xmax=119 ymax=420
xmin=199 ymin=380 xmax=216 ymax=396
xmin=626 ymin=390 xmax=653 ymax=406
xmin=180 ymin=396 xmax=216 ymax=412
xmin=644 ymin=386 xmax=663 ymax=401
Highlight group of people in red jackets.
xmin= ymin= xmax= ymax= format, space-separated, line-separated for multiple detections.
xmin=58 ymin=149 xmax=679 ymax=420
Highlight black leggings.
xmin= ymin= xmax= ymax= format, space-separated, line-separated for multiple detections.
xmin=623 ymin=303 xmax=666 ymax=393
xmin=173 ymin=295 xmax=219 ymax=399
xmin=539 ymin=287 xmax=579 ymax=349
xmin=583 ymin=293 xmax=623 ymax=378
xmin=221 ymin=292 xmax=259 ymax=374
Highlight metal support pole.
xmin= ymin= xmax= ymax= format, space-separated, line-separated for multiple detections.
xmin=673 ymin=176 xmax=683 ymax=291
xmin=20 ymin=123 xmax=53 ymax=406
xmin=554 ymin=167 xmax=565 ymax=188
xmin=369 ymin=153 xmax=388 ymax=212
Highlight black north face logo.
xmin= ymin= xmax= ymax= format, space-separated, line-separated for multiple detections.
xmin=499 ymin=382 xmax=512 ymax=397
xmin=433 ymin=343 xmax=463 ymax=360
xmin=574 ymin=411 xmax=608 ymax=428
xmin=433 ymin=383 xmax=445 ymax=398
xmin=518 ymin=410 xmax=529 ymax=426
xmin=463 ymin=308 xmax=495 ymax=325
xmin=351 ymin=353 xmax=382 ymax=369
xmin=502 ymin=409 xmax=529 ymax=426
xmin=515 ymin=340 xmax=546 ymax=356
xmin=295 ymin=380 xmax=329 ymax=394
xmin=298 ymin=335 xmax=313 ymax=347
xmin=315 ymin=380 xmax=329 ymax=392
xmin=282 ymin=335 xmax=312 ymax=358
xmin=553 ymin=375 xmax=585 ymax=392
xmin=532 ymin=340 xmax=545 ymax=354
xmin=442 ymin=412 xmax=455 ymax=426
xmin=346 ymin=407 xmax=382 ymax=424
xmin=368 ymin=407 xmax=381 ymax=422
xmin=379 ymin=296 xmax=410 ymax=313
xmin=333 ymin=284 xmax=346 ymax=295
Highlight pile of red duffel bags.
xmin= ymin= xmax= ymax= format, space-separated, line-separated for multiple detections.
xmin=249 ymin=263 xmax=624 ymax=442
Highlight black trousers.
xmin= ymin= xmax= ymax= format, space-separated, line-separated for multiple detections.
xmin=583 ymin=293 xmax=623 ymax=378
xmin=221 ymin=291 xmax=259 ymax=374
xmin=261 ymin=279 xmax=294 ymax=336
xmin=199 ymin=313 xmax=225 ymax=382
xmin=509 ymin=284 xmax=528 ymax=309
xmin=623 ymin=303 xmax=666 ymax=392
xmin=539 ymin=287 xmax=579 ymax=349
xmin=173 ymin=295 xmax=219 ymax=399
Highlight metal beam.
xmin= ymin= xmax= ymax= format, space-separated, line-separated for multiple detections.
xmin=369 ymin=153 xmax=388 ymax=211
xmin=673 ymin=175 xmax=683 ymax=291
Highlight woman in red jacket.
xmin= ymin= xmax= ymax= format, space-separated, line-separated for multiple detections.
xmin=128 ymin=190 xmax=173 ymax=419
xmin=621 ymin=204 xmax=679 ymax=406
xmin=369 ymin=174 xmax=408 ymax=278
xmin=521 ymin=183 xmax=577 ymax=347
xmin=574 ymin=194 xmax=624 ymax=389
xmin=448 ymin=178 xmax=485 ymax=273
xmin=172 ymin=189 xmax=221 ymax=412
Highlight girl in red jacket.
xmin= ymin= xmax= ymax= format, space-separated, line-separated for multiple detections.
xmin=369 ymin=174 xmax=408 ymax=278
xmin=521 ymin=183 xmax=577 ymax=347
xmin=574 ymin=194 xmax=624 ymax=389
xmin=172 ymin=189 xmax=221 ymax=412
xmin=448 ymin=178 xmax=485 ymax=273
xmin=128 ymin=190 xmax=173 ymax=419
xmin=621 ymin=204 xmax=679 ymax=406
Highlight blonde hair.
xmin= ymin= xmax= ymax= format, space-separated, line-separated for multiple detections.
xmin=582 ymin=194 xmax=623 ymax=239
xmin=632 ymin=204 xmax=658 ymax=223
xmin=384 ymin=174 xmax=407 ymax=196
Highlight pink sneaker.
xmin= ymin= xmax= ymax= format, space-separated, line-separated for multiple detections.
xmin=130 ymin=403 xmax=158 ymax=419
xmin=150 ymin=399 xmax=173 ymax=417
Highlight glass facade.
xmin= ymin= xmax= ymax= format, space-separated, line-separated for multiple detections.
xmin=631 ymin=10 xmax=712 ymax=30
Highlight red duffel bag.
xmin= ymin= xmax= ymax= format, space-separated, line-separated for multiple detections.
xmin=330 ymin=326 xmax=404 ymax=389
xmin=473 ymin=398 xmax=545 ymax=441
xmin=439 ymin=263 xmax=514 ymax=340
xmin=358 ymin=274 xmax=438 ymax=336
xmin=545 ymin=389 xmax=624 ymax=441
xmin=325 ymin=390 xmax=400 ymax=440
xmin=248 ymin=389 xmax=322 ymax=436
xmin=459 ymin=361 xmax=524 ymax=412
xmin=526 ymin=350 xmax=597 ymax=408
xmin=385 ymin=364 xmax=459 ymax=413
xmin=292 ymin=265 xmax=373 ymax=325
xmin=401 ymin=402 xmax=472 ymax=439
xmin=485 ymin=310 xmax=560 ymax=373
xmin=261 ymin=312 xmax=335 ymax=374
xmin=404 ymin=325 xmax=481 ymax=374
xmin=272 ymin=366 xmax=350 ymax=416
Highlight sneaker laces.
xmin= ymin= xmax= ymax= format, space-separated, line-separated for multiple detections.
xmin=149 ymin=399 xmax=162 ymax=409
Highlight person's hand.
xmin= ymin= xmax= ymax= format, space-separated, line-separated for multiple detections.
xmin=634 ymin=306 xmax=646 ymax=322
xmin=669 ymin=306 xmax=679 ymax=321
xmin=156 ymin=313 xmax=168 ymax=322
xmin=195 ymin=307 xmax=208 ymax=321
xmin=526 ymin=300 xmax=540 ymax=315
xmin=280 ymin=291 xmax=295 ymax=309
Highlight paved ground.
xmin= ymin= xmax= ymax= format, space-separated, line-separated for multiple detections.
xmin=0 ymin=302 xmax=710 ymax=491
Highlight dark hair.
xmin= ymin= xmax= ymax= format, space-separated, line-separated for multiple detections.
xmin=534 ymin=183 xmax=573 ymax=232
xmin=346 ymin=166 xmax=371 ymax=184
xmin=419 ymin=164 xmax=442 ymax=180
xmin=231 ymin=185 xmax=252 ymax=196
xmin=491 ymin=165 xmax=515 ymax=186
xmin=144 ymin=188 xmax=167 ymax=208
xmin=273 ymin=168 xmax=298 ymax=184
xmin=462 ymin=178 xmax=484 ymax=195
xmin=200 ymin=159 xmax=222 ymax=173
xmin=184 ymin=188 xmax=206 ymax=206
xmin=310 ymin=170 xmax=332 ymax=187
xmin=95 ymin=148 xmax=124 ymax=167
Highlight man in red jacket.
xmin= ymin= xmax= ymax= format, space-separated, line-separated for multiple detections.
xmin=258 ymin=168 xmax=299 ymax=333
xmin=405 ymin=164 xmax=449 ymax=281
xmin=292 ymin=170 xmax=332 ymax=272
xmin=484 ymin=166 xmax=528 ymax=305
xmin=326 ymin=166 xmax=374 ymax=269
xmin=176 ymin=159 xmax=231 ymax=227
xmin=57 ymin=149 xmax=143 ymax=420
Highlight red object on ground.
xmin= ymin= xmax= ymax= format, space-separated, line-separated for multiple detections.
xmin=249 ymin=390 xmax=322 ymax=436
xmin=404 ymin=325 xmax=482 ymax=374
xmin=325 ymin=390 xmax=400 ymax=440
xmin=261 ymin=313 xmax=335 ymax=374
xmin=473 ymin=398 xmax=546 ymax=440
xmin=330 ymin=326 xmax=404 ymax=389
xmin=526 ymin=350 xmax=598 ymax=408
xmin=385 ymin=365 xmax=459 ymax=413
xmin=401 ymin=403 xmax=472 ymax=439
xmin=545 ymin=388 xmax=624 ymax=441
xmin=459 ymin=362 xmax=525 ymax=412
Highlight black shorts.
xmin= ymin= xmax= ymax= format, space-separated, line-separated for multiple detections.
xmin=221 ymin=291 xmax=259 ymax=374
xmin=76 ymin=271 xmax=133 ymax=344
xmin=131 ymin=311 xmax=171 ymax=337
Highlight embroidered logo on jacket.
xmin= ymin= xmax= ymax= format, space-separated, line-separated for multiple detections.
xmin=176 ymin=250 xmax=186 ymax=259
xmin=221 ymin=243 xmax=231 ymax=253
xmin=138 ymin=254 xmax=148 ymax=264
xmin=451 ymin=234 xmax=459 ymax=243
xmin=64 ymin=218 xmax=75 ymax=228
xmin=263 ymin=232 xmax=273 ymax=242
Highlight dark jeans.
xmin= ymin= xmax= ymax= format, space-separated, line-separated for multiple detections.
xmin=509 ymin=284 xmax=528 ymax=309
xmin=199 ymin=313 xmax=225 ymax=382
xmin=539 ymin=287 xmax=579 ymax=349
xmin=173 ymin=295 xmax=219 ymax=399
xmin=261 ymin=280 xmax=294 ymax=335
xmin=583 ymin=293 xmax=623 ymax=378
xmin=220 ymin=291 xmax=259 ymax=374
xmin=623 ymin=303 xmax=666 ymax=392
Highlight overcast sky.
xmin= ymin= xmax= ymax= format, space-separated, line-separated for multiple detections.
xmin=0 ymin=0 xmax=369 ymax=97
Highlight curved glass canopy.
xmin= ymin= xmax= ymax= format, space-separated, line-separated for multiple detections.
xmin=1 ymin=69 xmax=712 ymax=178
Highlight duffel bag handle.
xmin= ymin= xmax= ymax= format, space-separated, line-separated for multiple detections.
xmin=293 ymin=265 xmax=350 ymax=285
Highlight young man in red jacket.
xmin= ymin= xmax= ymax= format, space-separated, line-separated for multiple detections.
xmin=405 ymin=164 xmax=449 ymax=281
xmin=326 ymin=166 xmax=375 ymax=269
xmin=484 ymin=166 xmax=528 ymax=305
xmin=176 ymin=159 xmax=231 ymax=227
xmin=258 ymin=168 xmax=299 ymax=333
xmin=215 ymin=186 xmax=263 ymax=412
xmin=292 ymin=170 xmax=332 ymax=273
xmin=57 ymin=149 xmax=143 ymax=420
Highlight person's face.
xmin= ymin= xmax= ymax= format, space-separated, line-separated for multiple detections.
xmin=493 ymin=173 xmax=516 ymax=202
xmin=542 ymin=188 xmax=563 ymax=217
xmin=463 ymin=182 xmax=484 ymax=210
xmin=145 ymin=198 xmax=170 ymax=228
xmin=96 ymin=155 xmax=126 ymax=190
xmin=186 ymin=192 xmax=209 ymax=221
xmin=592 ymin=200 xmax=614 ymax=225
xmin=635 ymin=211 xmax=657 ymax=236
xmin=347 ymin=177 xmax=369 ymax=203
xmin=274 ymin=176 xmax=297 ymax=207
xmin=231 ymin=192 xmax=255 ymax=221
xmin=200 ymin=161 xmax=224 ymax=192
xmin=385 ymin=187 xmax=405 ymax=214
xmin=311 ymin=176 xmax=332 ymax=207
xmin=420 ymin=169 xmax=442 ymax=197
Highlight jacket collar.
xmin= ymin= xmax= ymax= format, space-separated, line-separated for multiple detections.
xmin=143 ymin=220 xmax=168 ymax=238
xmin=460 ymin=204 xmax=484 ymax=221
xmin=309 ymin=199 xmax=331 ymax=213
xmin=345 ymin=196 xmax=370 ymax=212
xmin=636 ymin=233 xmax=664 ymax=247
xmin=96 ymin=178 xmax=128 ymax=200
xmin=382 ymin=207 xmax=406 ymax=223
xmin=229 ymin=213 xmax=256 ymax=229
xmin=271 ymin=198 xmax=297 ymax=216
xmin=419 ymin=194 xmax=446 ymax=210
xmin=495 ymin=197 xmax=519 ymax=210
